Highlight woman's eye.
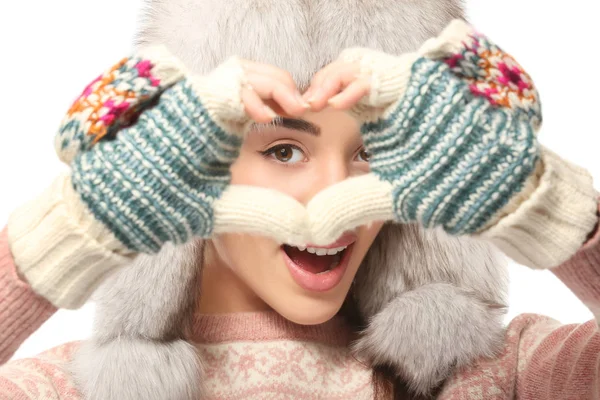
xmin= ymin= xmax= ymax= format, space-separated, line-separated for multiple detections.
xmin=356 ymin=148 xmax=371 ymax=162
xmin=263 ymin=144 xmax=305 ymax=164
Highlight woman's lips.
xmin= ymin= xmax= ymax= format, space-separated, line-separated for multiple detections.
xmin=282 ymin=243 xmax=354 ymax=292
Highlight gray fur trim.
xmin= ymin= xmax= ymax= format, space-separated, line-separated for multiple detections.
xmin=136 ymin=0 xmax=464 ymax=90
xmin=70 ymin=338 xmax=202 ymax=400
xmin=70 ymin=241 xmax=204 ymax=400
xmin=354 ymin=223 xmax=508 ymax=394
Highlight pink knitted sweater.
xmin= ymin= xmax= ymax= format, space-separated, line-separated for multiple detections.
xmin=1 ymin=222 xmax=600 ymax=399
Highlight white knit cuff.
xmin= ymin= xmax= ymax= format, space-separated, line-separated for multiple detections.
xmin=338 ymin=47 xmax=418 ymax=123
xmin=214 ymin=175 xmax=395 ymax=247
xmin=7 ymin=173 xmax=134 ymax=309
xmin=340 ymin=19 xmax=475 ymax=124
xmin=480 ymin=147 xmax=599 ymax=269
xmin=417 ymin=19 xmax=475 ymax=60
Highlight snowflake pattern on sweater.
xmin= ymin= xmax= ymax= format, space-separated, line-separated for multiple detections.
xmin=2 ymin=311 xmax=600 ymax=399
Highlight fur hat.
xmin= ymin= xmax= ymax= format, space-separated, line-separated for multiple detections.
xmin=71 ymin=1 xmax=509 ymax=398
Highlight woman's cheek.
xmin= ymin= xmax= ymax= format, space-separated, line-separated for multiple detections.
xmin=231 ymin=158 xmax=315 ymax=199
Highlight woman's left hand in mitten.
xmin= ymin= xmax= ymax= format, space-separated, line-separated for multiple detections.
xmin=304 ymin=20 xmax=544 ymax=238
xmin=303 ymin=19 xmax=598 ymax=269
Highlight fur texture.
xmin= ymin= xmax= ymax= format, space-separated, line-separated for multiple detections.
xmin=71 ymin=0 xmax=510 ymax=398
xmin=354 ymin=223 xmax=507 ymax=394
xmin=137 ymin=0 xmax=465 ymax=90
xmin=71 ymin=241 xmax=204 ymax=400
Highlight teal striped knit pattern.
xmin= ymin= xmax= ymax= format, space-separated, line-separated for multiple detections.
xmin=363 ymin=57 xmax=540 ymax=235
xmin=70 ymin=79 xmax=242 ymax=253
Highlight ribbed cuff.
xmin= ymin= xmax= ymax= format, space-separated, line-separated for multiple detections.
xmin=7 ymin=173 xmax=134 ymax=309
xmin=0 ymin=227 xmax=56 ymax=364
xmin=480 ymin=147 xmax=599 ymax=269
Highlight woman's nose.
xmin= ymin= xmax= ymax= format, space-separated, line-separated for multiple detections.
xmin=300 ymin=157 xmax=350 ymax=203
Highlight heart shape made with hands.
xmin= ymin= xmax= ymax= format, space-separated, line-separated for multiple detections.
xmin=211 ymin=19 xmax=542 ymax=247
xmin=212 ymin=173 xmax=395 ymax=247
xmin=55 ymin=19 xmax=542 ymax=254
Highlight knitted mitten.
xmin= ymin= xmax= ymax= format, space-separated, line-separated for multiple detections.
xmin=303 ymin=19 xmax=597 ymax=269
xmin=59 ymin=47 xmax=252 ymax=254
xmin=7 ymin=46 xmax=259 ymax=307
xmin=341 ymin=19 xmax=541 ymax=235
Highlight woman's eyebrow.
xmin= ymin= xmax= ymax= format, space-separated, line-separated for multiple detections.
xmin=275 ymin=117 xmax=321 ymax=136
xmin=252 ymin=117 xmax=321 ymax=136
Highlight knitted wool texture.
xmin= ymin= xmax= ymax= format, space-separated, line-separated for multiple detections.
xmin=51 ymin=21 xmax=545 ymax=252
xmin=350 ymin=21 xmax=542 ymax=235
xmin=56 ymin=49 xmax=246 ymax=253
xmin=71 ymin=81 xmax=241 ymax=253
xmin=56 ymin=47 xmax=188 ymax=165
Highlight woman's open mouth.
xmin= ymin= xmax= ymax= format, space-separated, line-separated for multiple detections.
xmin=281 ymin=234 xmax=356 ymax=292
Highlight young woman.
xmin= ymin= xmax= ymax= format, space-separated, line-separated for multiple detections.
xmin=1 ymin=1 xmax=599 ymax=399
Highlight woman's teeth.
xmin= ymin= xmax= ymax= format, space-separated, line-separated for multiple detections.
xmin=295 ymin=245 xmax=347 ymax=256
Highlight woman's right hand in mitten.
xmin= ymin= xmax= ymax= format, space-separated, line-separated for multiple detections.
xmin=58 ymin=46 xmax=308 ymax=254
xmin=7 ymin=46 xmax=308 ymax=308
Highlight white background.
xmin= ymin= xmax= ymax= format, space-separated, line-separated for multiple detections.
xmin=0 ymin=1 xmax=598 ymax=360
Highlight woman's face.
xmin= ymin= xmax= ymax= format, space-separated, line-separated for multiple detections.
xmin=203 ymin=107 xmax=384 ymax=325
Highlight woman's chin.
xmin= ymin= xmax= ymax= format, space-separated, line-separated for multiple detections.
xmin=271 ymin=295 xmax=345 ymax=326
